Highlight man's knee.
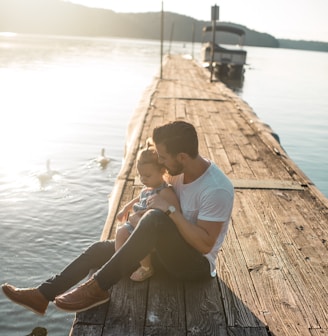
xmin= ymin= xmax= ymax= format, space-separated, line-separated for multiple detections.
xmin=85 ymin=240 xmax=115 ymax=258
xmin=138 ymin=209 xmax=174 ymax=232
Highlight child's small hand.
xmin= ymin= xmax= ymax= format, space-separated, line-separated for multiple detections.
xmin=116 ymin=208 xmax=128 ymax=222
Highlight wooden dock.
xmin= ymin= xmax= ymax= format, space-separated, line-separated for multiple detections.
xmin=70 ymin=55 xmax=328 ymax=336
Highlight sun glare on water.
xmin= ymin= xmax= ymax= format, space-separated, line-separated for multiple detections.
xmin=0 ymin=67 xmax=74 ymax=182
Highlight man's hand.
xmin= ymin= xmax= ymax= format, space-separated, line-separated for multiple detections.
xmin=147 ymin=194 xmax=169 ymax=213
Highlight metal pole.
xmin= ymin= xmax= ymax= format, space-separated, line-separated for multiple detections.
xmin=191 ymin=22 xmax=195 ymax=59
xmin=210 ymin=5 xmax=218 ymax=82
xmin=168 ymin=21 xmax=175 ymax=55
xmin=160 ymin=1 xmax=164 ymax=79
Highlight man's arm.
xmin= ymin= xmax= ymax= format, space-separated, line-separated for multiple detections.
xmin=147 ymin=194 xmax=223 ymax=254
xmin=167 ymin=211 xmax=223 ymax=254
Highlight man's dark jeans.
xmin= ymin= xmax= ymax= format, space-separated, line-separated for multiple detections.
xmin=39 ymin=209 xmax=211 ymax=301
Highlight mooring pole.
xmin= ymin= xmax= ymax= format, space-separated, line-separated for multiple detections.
xmin=191 ymin=22 xmax=195 ymax=59
xmin=168 ymin=21 xmax=175 ymax=55
xmin=160 ymin=1 xmax=164 ymax=79
xmin=210 ymin=4 xmax=219 ymax=82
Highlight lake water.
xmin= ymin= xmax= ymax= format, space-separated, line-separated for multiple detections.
xmin=0 ymin=34 xmax=327 ymax=335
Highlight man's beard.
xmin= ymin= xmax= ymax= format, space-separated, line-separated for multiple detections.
xmin=166 ymin=161 xmax=184 ymax=176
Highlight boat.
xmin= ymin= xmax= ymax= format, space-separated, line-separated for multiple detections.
xmin=201 ymin=24 xmax=247 ymax=79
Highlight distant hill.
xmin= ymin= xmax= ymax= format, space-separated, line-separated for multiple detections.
xmin=0 ymin=0 xmax=327 ymax=52
xmin=278 ymin=39 xmax=328 ymax=52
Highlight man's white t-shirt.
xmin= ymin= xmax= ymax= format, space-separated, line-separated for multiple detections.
xmin=168 ymin=161 xmax=234 ymax=276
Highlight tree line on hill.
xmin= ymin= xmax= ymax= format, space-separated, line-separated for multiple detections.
xmin=0 ymin=0 xmax=327 ymax=52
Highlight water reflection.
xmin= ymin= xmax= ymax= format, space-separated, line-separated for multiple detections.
xmin=221 ymin=76 xmax=245 ymax=93
xmin=203 ymin=65 xmax=245 ymax=93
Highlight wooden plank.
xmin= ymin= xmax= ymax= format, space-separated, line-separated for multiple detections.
xmin=70 ymin=303 xmax=109 ymax=336
xmin=232 ymin=191 xmax=312 ymax=336
xmin=231 ymin=179 xmax=304 ymax=190
xmin=216 ymin=109 xmax=290 ymax=181
xmin=231 ymin=96 xmax=315 ymax=189
xmin=145 ymin=327 xmax=186 ymax=336
xmin=227 ymin=327 xmax=270 ymax=336
xmin=217 ymin=226 xmax=266 ymax=329
xmin=175 ymin=100 xmax=186 ymax=119
xmin=219 ymin=131 xmax=255 ymax=179
xmin=184 ymin=277 xmax=227 ymax=336
xmin=250 ymin=191 xmax=328 ymax=329
xmin=70 ymin=324 xmax=104 ymax=336
xmin=152 ymin=94 xmax=175 ymax=122
xmin=204 ymin=133 xmax=233 ymax=176
xmin=145 ymin=271 xmax=185 ymax=334
xmin=101 ymin=180 xmax=136 ymax=241
xmin=309 ymin=329 xmax=328 ymax=336
xmin=187 ymin=327 xmax=229 ymax=336
xmin=297 ymin=191 xmax=328 ymax=250
xmin=158 ymin=96 xmax=226 ymax=102
xmin=207 ymin=100 xmax=232 ymax=132
xmin=102 ymin=278 xmax=148 ymax=335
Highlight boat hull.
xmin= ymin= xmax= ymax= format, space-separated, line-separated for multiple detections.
xmin=201 ymin=43 xmax=247 ymax=65
xmin=201 ymin=42 xmax=247 ymax=79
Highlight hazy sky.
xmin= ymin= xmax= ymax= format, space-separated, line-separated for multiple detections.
xmin=66 ymin=0 xmax=328 ymax=42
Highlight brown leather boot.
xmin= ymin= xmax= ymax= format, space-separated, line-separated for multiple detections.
xmin=2 ymin=283 xmax=49 ymax=315
xmin=54 ymin=277 xmax=110 ymax=313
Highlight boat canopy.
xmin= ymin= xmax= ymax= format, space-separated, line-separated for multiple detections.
xmin=202 ymin=25 xmax=245 ymax=36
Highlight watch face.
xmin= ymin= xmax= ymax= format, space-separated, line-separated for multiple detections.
xmin=169 ymin=206 xmax=176 ymax=213
xmin=165 ymin=205 xmax=175 ymax=216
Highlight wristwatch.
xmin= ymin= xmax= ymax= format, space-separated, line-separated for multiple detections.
xmin=165 ymin=205 xmax=176 ymax=216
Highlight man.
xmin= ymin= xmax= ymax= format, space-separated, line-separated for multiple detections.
xmin=2 ymin=121 xmax=234 ymax=314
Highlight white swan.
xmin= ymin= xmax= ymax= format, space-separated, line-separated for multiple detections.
xmin=37 ymin=159 xmax=58 ymax=186
xmin=97 ymin=148 xmax=110 ymax=169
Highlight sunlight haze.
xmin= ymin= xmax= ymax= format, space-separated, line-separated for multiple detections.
xmin=66 ymin=0 xmax=328 ymax=42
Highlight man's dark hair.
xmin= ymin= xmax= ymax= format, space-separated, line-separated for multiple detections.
xmin=152 ymin=121 xmax=198 ymax=158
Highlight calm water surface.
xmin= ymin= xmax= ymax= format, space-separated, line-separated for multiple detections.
xmin=239 ymin=47 xmax=328 ymax=195
xmin=0 ymin=34 xmax=327 ymax=335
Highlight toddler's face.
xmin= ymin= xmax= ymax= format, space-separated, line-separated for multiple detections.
xmin=137 ymin=163 xmax=164 ymax=188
